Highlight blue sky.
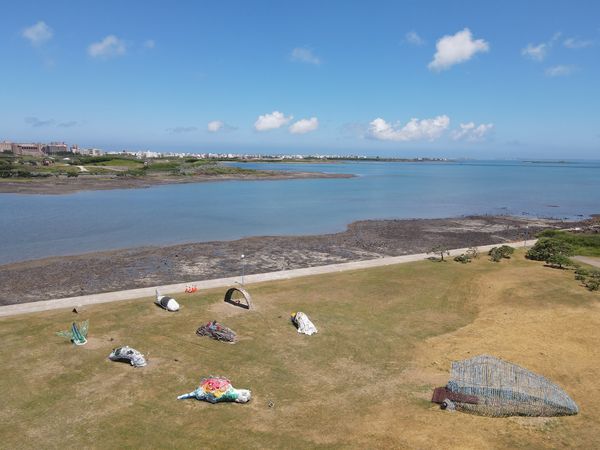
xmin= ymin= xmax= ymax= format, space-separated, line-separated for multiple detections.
xmin=1 ymin=0 xmax=599 ymax=158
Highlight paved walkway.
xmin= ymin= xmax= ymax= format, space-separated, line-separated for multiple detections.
xmin=0 ymin=240 xmax=535 ymax=318
xmin=573 ymin=255 xmax=600 ymax=269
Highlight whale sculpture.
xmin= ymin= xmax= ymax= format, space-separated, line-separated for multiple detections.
xmin=291 ymin=312 xmax=318 ymax=335
xmin=155 ymin=289 xmax=180 ymax=312
xmin=56 ymin=320 xmax=89 ymax=345
xmin=177 ymin=377 xmax=251 ymax=403
xmin=108 ymin=346 xmax=147 ymax=367
xmin=432 ymin=355 xmax=578 ymax=417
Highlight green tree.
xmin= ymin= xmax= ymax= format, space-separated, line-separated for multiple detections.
xmin=526 ymin=238 xmax=575 ymax=266
xmin=429 ymin=245 xmax=450 ymax=262
xmin=546 ymin=253 xmax=572 ymax=269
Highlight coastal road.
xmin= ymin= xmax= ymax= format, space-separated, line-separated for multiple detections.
xmin=573 ymin=256 xmax=600 ymax=268
xmin=0 ymin=240 xmax=536 ymax=318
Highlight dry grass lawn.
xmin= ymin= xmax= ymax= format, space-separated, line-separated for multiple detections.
xmin=0 ymin=250 xmax=598 ymax=449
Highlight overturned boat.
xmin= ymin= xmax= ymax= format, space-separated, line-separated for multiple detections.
xmin=432 ymin=355 xmax=578 ymax=417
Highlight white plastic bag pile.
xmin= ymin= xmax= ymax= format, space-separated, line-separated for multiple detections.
xmin=291 ymin=312 xmax=318 ymax=335
xmin=108 ymin=346 xmax=147 ymax=367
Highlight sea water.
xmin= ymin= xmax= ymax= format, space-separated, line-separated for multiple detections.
xmin=0 ymin=160 xmax=599 ymax=264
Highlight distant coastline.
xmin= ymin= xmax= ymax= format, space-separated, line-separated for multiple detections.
xmin=0 ymin=170 xmax=354 ymax=195
xmin=0 ymin=153 xmax=359 ymax=195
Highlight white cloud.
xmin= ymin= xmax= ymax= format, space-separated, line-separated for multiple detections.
xmin=25 ymin=116 xmax=54 ymax=127
xmin=405 ymin=31 xmax=425 ymax=46
xmin=522 ymin=33 xmax=562 ymax=61
xmin=58 ymin=121 xmax=78 ymax=128
xmin=167 ymin=126 xmax=198 ymax=134
xmin=521 ymin=43 xmax=547 ymax=61
xmin=428 ymin=28 xmax=489 ymax=71
xmin=22 ymin=21 xmax=53 ymax=46
xmin=563 ymin=37 xmax=594 ymax=49
xmin=143 ymin=39 xmax=155 ymax=49
xmin=545 ymin=65 xmax=577 ymax=77
xmin=368 ymin=115 xmax=450 ymax=141
xmin=207 ymin=120 xmax=224 ymax=132
xmin=452 ymin=122 xmax=494 ymax=141
xmin=290 ymin=47 xmax=321 ymax=65
xmin=289 ymin=117 xmax=319 ymax=134
xmin=88 ymin=35 xmax=127 ymax=58
xmin=254 ymin=111 xmax=293 ymax=131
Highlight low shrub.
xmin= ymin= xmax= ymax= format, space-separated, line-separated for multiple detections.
xmin=454 ymin=254 xmax=471 ymax=264
xmin=489 ymin=245 xmax=514 ymax=262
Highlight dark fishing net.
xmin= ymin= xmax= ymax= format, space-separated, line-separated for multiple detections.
xmin=196 ymin=321 xmax=236 ymax=343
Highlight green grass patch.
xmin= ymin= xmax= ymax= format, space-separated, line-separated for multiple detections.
xmin=87 ymin=158 xmax=143 ymax=168
xmin=537 ymin=230 xmax=600 ymax=257
xmin=0 ymin=252 xmax=597 ymax=448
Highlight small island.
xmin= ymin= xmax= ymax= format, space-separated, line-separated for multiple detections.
xmin=0 ymin=152 xmax=354 ymax=195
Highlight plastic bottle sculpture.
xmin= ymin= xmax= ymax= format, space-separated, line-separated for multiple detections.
xmin=431 ymin=355 xmax=578 ymax=417
xmin=177 ymin=377 xmax=251 ymax=403
xmin=108 ymin=346 xmax=147 ymax=367
xmin=56 ymin=320 xmax=89 ymax=345
xmin=291 ymin=312 xmax=318 ymax=335
xmin=155 ymin=289 xmax=180 ymax=311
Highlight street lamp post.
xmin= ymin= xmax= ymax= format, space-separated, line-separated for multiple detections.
xmin=241 ymin=254 xmax=245 ymax=286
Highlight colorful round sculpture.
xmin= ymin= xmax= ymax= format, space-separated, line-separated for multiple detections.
xmin=177 ymin=377 xmax=251 ymax=403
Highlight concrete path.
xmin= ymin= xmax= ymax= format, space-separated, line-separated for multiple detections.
xmin=0 ymin=240 xmax=535 ymax=318
xmin=573 ymin=256 xmax=600 ymax=269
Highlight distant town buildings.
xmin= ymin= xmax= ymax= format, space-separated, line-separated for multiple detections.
xmin=0 ymin=140 xmax=106 ymax=157
xmin=44 ymin=142 xmax=68 ymax=154
xmin=0 ymin=138 xmax=450 ymax=162
xmin=0 ymin=141 xmax=12 ymax=153
xmin=11 ymin=142 xmax=44 ymax=156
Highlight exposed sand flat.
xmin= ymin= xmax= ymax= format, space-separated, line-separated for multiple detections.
xmin=0 ymin=215 xmax=566 ymax=305
xmin=0 ymin=170 xmax=353 ymax=194
xmin=0 ymin=239 xmax=535 ymax=317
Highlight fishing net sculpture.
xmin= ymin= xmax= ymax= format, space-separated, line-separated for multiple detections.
xmin=56 ymin=320 xmax=89 ymax=345
xmin=431 ymin=355 xmax=578 ymax=417
xmin=224 ymin=287 xmax=252 ymax=309
xmin=177 ymin=377 xmax=251 ymax=404
xmin=196 ymin=321 xmax=236 ymax=343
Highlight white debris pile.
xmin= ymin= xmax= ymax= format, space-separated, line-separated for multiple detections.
xmin=291 ymin=312 xmax=318 ymax=335
xmin=108 ymin=346 xmax=147 ymax=367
